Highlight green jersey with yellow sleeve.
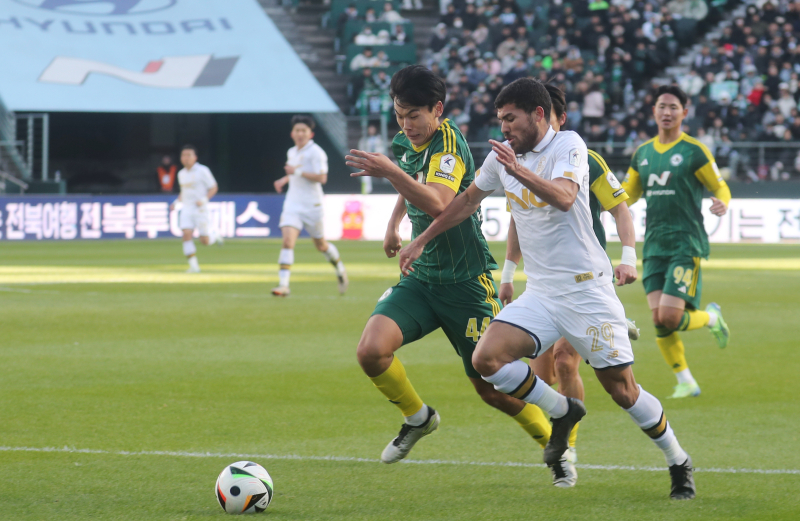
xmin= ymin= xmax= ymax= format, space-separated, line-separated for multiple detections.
xmin=391 ymin=118 xmax=497 ymax=284
xmin=587 ymin=149 xmax=629 ymax=250
xmin=622 ymin=133 xmax=730 ymax=259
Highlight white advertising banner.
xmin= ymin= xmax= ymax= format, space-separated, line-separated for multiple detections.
xmin=324 ymin=196 xmax=800 ymax=244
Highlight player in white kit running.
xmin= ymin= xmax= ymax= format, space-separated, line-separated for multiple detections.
xmin=398 ymin=79 xmax=695 ymax=500
xmin=170 ymin=145 xmax=219 ymax=273
xmin=272 ymin=115 xmax=347 ymax=297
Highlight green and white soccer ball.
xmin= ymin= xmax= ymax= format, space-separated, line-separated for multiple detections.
xmin=215 ymin=461 xmax=274 ymax=514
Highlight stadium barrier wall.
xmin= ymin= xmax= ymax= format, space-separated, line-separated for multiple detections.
xmin=0 ymin=195 xmax=798 ymax=243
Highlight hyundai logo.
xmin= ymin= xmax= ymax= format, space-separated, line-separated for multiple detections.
xmin=12 ymin=0 xmax=178 ymax=16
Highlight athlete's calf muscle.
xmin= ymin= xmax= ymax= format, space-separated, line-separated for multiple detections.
xmin=473 ymin=321 xmax=537 ymax=376
xmin=357 ymin=315 xmax=404 ymax=377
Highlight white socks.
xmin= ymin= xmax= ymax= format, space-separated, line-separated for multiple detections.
xmin=188 ymin=256 xmax=199 ymax=271
xmin=625 ymin=385 xmax=688 ymax=466
xmin=675 ymin=368 xmax=696 ymax=385
xmin=482 ymin=360 xmax=569 ymax=418
xmin=405 ymin=404 xmax=429 ymax=426
xmin=182 ymin=240 xmax=196 ymax=257
xmin=324 ymin=243 xmax=340 ymax=263
xmin=278 ymin=248 xmax=294 ymax=288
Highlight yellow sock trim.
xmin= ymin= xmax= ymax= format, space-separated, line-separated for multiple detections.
xmin=678 ymin=310 xmax=710 ymax=331
xmin=513 ymin=404 xmax=551 ymax=449
xmin=369 ymin=357 xmax=424 ymax=417
xmin=656 ymin=332 xmax=688 ymax=373
xmin=568 ymin=422 xmax=579 ymax=448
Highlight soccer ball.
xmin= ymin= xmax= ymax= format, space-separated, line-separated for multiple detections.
xmin=215 ymin=461 xmax=274 ymax=514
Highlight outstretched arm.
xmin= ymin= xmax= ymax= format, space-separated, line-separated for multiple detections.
xmin=499 ymin=216 xmax=522 ymax=305
xmin=346 ymin=149 xmax=455 ymax=217
xmin=398 ymin=182 xmax=493 ymax=275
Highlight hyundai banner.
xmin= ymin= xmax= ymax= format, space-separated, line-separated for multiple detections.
xmin=1 ymin=195 xmax=799 ymax=243
xmin=0 ymin=0 xmax=338 ymax=112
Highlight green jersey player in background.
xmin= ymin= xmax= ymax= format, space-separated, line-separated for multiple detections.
xmin=499 ymin=83 xmax=640 ymax=487
xmin=622 ymin=85 xmax=731 ymax=399
xmin=346 ymin=65 xmax=551 ymax=464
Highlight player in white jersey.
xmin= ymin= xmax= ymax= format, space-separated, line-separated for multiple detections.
xmin=398 ymin=79 xmax=695 ymax=500
xmin=170 ymin=145 xmax=218 ymax=273
xmin=272 ymin=115 xmax=347 ymax=297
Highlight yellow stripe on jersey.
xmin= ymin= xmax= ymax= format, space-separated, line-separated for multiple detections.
xmin=689 ymin=257 xmax=700 ymax=297
xmin=478 ymin=274 xmax=501 ymax=316
xmin=622 ymin=168 xmax=643 ymax=205
xmin=426 ymin=152 xmax=466 ymax=193
xmin=588 ymin=149 xmax=612 ymax=174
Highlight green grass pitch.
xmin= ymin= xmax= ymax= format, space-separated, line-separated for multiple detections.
xmin=0 ymin=239 xmax=798 ymax=520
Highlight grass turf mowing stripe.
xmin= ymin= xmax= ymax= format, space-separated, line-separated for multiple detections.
xmin=2 ymin=446 xmax=798 ymax=476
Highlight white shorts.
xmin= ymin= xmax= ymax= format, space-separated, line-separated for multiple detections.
xmin=279 ymin=203 xmax=324 ymax=239
xmin=179 ymin=205 xmax=209 ymax=236
xmin=494 ymin=283 xmax=634 ymax=370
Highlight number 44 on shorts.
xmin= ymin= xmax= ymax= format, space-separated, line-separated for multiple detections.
xmin=465 ymin=317 xmax=492 ymax=342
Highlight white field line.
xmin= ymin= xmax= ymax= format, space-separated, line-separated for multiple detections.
xmin=0 ymin=446 xmax=797 ymax=476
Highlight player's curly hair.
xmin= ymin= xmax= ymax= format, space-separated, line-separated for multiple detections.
xmin=389 ymin=65 xmax=446 ymax=110
xmin=291 ymin=115 xmax=316 ymax=130
xmin=494 ymin=78 xmax=552 ymax=118
xmin=653 ymin=85 xmax=688 ymax=108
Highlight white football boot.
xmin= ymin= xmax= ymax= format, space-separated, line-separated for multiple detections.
xmin=381 ymin=407 xmax=440 ymax=463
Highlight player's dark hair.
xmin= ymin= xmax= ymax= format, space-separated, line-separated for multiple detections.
xmin=544 ymin=82 xmax=566 ymax=121
xmin=653 ymin=85 xmax=688 ymax=108
xmin=181 ymin=144 xmax=196 ymax=153
xmin=291 ymin=115 xmax=316 ymax=130
xmin=390 ymin=65 xmax=447 ymax=110
xmin=494 ymin=77 xmax=552 ymax=118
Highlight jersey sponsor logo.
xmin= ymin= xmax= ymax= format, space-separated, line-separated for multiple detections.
xmin=640 ymin=158 xmax=649 ymax=166
xmin=613 ymin=188 xmax=625 ymax=198
xmin=434 ymin=171 xmax=456 ymax=182
xmin=646 ymin=189 xmax=676 ymax=196
xmin=574 ymin=271 xmax=594 ymax=283
xmin=670 ymin=153 xmax=684 ymax=166
xmin=439 ymin=154 xmax=456 ymax=173
xmin=569 ymin=149 xmax=581 ymax=167
xmin=647 ymin=171 xmax=672 ymax=187
xmin=606 ymin=171 xmax=621 ymax=189
xmin=535 ymin=155 xmax=548 ymax=174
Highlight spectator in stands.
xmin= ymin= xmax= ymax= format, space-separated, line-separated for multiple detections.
xmin=157 ymin=155 xmax=177 ymax=193
xmin=337 ymin=4 xmax=359 ymax=37
xmin=350 ymin=48 xmax=381 ymax=71
xmin=582 ymin=83 xmax=605 ymax=128
xmin=430 ymin=23 xmax=448 ymax=53
xmin=375 ymin=50 xmax=390 ymax=68
xmin=365 ymin=7 xmax=377 ymax=23
xmin=374 ymin=69 xmax=391 ymax=90
xmin=392 ymin=24 xmax=408 ymax=45
xmin=379 ymin=2 xmax=405 ymax=23
xmin=357 ymin=124 xmax=386 ymax=193
xmin=777 ymin=84 xmax=797 ymax=118
xmin=355 ymin=26 xmax=380 ymax=45
xmin=401 ymin=0 xmax=422 ymax=10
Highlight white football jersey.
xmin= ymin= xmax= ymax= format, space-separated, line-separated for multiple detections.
xmin=178 ymin=163 xmax=217 ymax=206
xmin=285 ymin=140 xmax=328 ymax=208
xmin=475 ymin=127 xmax=612 ymax=296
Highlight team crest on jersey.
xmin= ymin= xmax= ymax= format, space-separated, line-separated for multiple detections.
xmin=535 ymin=156 xmax=548 ymax=175
xmin=670 ymin=153 xmax=684 ymax=166
xmin=439 ymin=154 xmax=456 ymax=174
xmin=606 ymin=171 xmax=621 ymax=189
xmin=569 ymin=149 xmax=581 ymax=167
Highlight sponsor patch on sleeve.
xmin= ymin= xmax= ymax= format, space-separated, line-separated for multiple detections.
xmin=439 ymin=154 xmax=456 ymax=174
xmin=569 ymin=149 xmax=581 ymax=167
xmin=434 ymin=171 xmax=456 ymax=182
xmin=613 ymin=188 xmax=626 ymax=198
xmin=606 ymin=171 xmax=621 ymax=189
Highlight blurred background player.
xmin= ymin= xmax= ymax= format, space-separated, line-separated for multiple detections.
xmin=347 ymin=65 xmax=551 ymax=466
xmin=498 ymin=82 xmax=639 ymax=487
xmin=622 ymin=85 xmax=731 ymax=399
xmin=170 ymin=144 xmax=219 ymax=274
xmin=272 ymin=115 xmax=347 ymax=297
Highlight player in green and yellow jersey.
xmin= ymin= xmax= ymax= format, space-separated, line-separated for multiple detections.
xmin=622 ymin=85 xmax=731 ymax=399
xmin=346 ymin=65 xmax=552 ymax=463
xmin=499 ymin=83 xmax=639 ymax=487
